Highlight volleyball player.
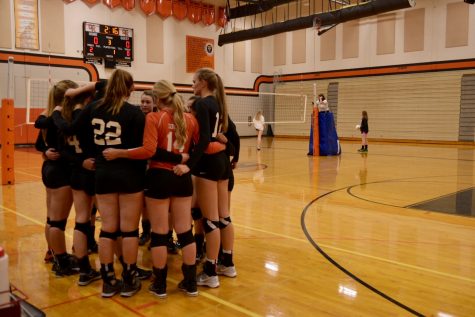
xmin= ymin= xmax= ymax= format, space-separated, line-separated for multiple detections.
xmin=34 ymin=80 xmax=77 ymax=276
xmin=139 ymin=90 xmax=180 ymax=254
xmin=54 ymin=80 xmax=152 ymax=284
xmin=173 ymin=68 xmax=231 ymax=288
xmin=138 ymin=90 xmax=155 ymax=247
xmin=187 ymin=96 xmax=239 ymax=272
xmin=89 ymin=69 xmax=146 ymax=298
xmin=103 ymin=80 xmax=200 ymax=297
xmin=216 ymin=117 xmax=239 ymax=277
xmin=52 ymin=83 xmax=101 ymax=285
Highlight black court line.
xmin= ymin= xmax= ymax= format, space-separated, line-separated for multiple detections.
xmin=301 ymin=186 xmax=426 ymax=317
xmin=406 ymin=186 xmax=475 ymax=208
xmin=345 ymin=178 xmax=474 ymax=213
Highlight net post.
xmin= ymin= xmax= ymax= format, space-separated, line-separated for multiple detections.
xmin=312 ymin=107 xmax=319 ymax=156
xmin=7 ymin=57 xmax=14 ymax=99
xmin=1 ymin=99 xmax=15 ymax=185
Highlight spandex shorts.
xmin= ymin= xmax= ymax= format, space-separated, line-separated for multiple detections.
xmin=228 ymin=168 xmax=234 ymax=192
xmin=144 ymin=168 xmax=192 ymax=199
xmin=95 ymin=162 xmax=144 ymax=195
xmin=192 ymin=151 xmax=230 ymax=181
xmin=41 ymin=160 xmax=72 ymax=189
xmin=70 ymin=167 xmax=95 ymax=196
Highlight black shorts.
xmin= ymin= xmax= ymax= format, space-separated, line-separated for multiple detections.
xmin=144 ymin=168 xmax=192 ymax=199
xmin=228 ymin=168 xmax=234 ymax=192
xmin=70 ymin=167 xmax=95 ymax=196
xmin=192 ymin=151 xmax=230 ymax=181
xmin=41 ymin=160 xmax=72 ymax=189
xmin=95 ymin=161 xmax=145 ymax=195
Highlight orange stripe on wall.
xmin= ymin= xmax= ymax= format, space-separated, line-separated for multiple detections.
xmin=253 ymin=59 xmax=475 ymax=92
xmin=0 ymin=51 xmax=98 ymax=81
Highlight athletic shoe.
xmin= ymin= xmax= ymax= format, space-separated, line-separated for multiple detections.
xmin=66 ymin=254 xmax=80 ymax=272
xmin=78 ymin=268 xmax=101 ymax=286
xmin=217 ymin=265 xmax=237 ymax=278
xmin=139 ymin=232 xmax=151 ymax=246
xmin=178 ymin=280 xmax=198 ymax=297
xmin=136 ymin=267 xmax=152 ymax=280
xmin=121 ymin=275 xmax=141 ymax=297
xmin=54 ymin=255 xmax=79 ymax=277
xmin=102 ymin=278 xmax=122 ymax=298
xmin=149 ymin=281 xmax=167 ymax=299
xmin=196 ymin=272 xmax=219 ymax=288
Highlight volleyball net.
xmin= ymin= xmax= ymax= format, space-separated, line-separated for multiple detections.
xmin=26 ymin=79 xmax=308 ymax=127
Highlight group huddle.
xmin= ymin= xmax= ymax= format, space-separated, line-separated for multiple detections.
xmin=35 ymin=68 xmax=240 ymax=299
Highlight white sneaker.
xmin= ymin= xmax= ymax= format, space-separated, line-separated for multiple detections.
xmin=196 ymin=272 xmax=220 ymax=288
xmin=217 ymin=265 xmax=237 ymax=278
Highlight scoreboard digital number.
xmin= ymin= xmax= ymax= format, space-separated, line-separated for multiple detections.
xmin=83 ymin=22 xmax=133 ymax=62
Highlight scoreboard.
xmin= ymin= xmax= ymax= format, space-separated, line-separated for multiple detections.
xmin=83 ymin=22 xmax=133 ymax=62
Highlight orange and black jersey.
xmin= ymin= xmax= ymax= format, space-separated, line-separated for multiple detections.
xmin=186 ymin=95 xmax=223 ymax=169
xmin=128 ymin=108 xmax=199 ymax=171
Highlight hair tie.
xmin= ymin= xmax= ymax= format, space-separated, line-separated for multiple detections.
xmin=171 ymin=92 xmax=177 ymax=96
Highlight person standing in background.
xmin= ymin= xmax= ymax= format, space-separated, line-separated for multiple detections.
xmin=252 ymin=111 xmax=265 ymax=150
xmin=316 ymin=94 xmax=329 ymax=112
xmin=358 ymin=111 xmax=369 ymax=152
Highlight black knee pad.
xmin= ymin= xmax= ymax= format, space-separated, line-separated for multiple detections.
xmin=99 ymin=230 xmax=120 ymax=240
xmin=219 ymin=216 xmax=232 ymax=229
xmin=49 ymin=219 xmax=67 ymax=231
xmin=150 ymin=232 xmax=169 ymax=248
xmin=46 ymin=217 xmax=51 ymax=225
xmin=203 ymin=218 xmax=220 ymax=234
xmin=177 ymin=230 xmax=195 ymax=248
xmin=191 ymin=207 xmax=202 ymax=221
xmin=74 ymin=221 xmax=90 ymax=235
xmin=121 ymin=229 xmax=139 ymax=238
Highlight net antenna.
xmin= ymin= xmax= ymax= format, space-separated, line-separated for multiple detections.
xmin=272 ymin=69 xmax=282 ymax=87
xmin=7 ymin=57 xmax=14 ymax=99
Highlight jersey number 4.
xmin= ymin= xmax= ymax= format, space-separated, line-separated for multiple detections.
xmin=92 ymin=118 xmax=122 ymax=146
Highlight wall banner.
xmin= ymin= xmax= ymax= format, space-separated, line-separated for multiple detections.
xmin=14 ymin=0 xmax=39 ymax=50
xmin=186 ymin=36 xmax=214 ymax=73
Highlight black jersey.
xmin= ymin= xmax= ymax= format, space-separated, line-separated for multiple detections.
xmin=90 ymin=101 xmax=146 ymax=177
xmin=225 ymin=117 xmax=240 ymax=164
xmin=35 ymin=115 xmax=59 ymax=152
xmin=187 ymin=95 xmax=223 ymax=169
xmin=53 ymin=107 xmax=96 ymax=166
xmin=35 ymin=115 xmax=72 ymax=188
xmin=360 ymin=118 xmax=369 ymax=133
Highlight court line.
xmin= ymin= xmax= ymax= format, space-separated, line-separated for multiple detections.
xmin=167 ymin=277 xmax=263 ymax=317
xmin=15 ymin=170 xmax=42 ymax=179
xmin=3 ymin=196 xmax=472 ymax=286
xmin=233 ymin=222 xmax=475 ymax=284
xmin=1 ymin=204 xmax=73 ymax=239
xmin=0 ymin=203 xmax=263 ymax=317
xmin=301 ymin=189 xmax=425 ymax=317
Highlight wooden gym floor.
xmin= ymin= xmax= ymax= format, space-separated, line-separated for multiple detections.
xmin=0 ymin=138 xmax=474 ymax=317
